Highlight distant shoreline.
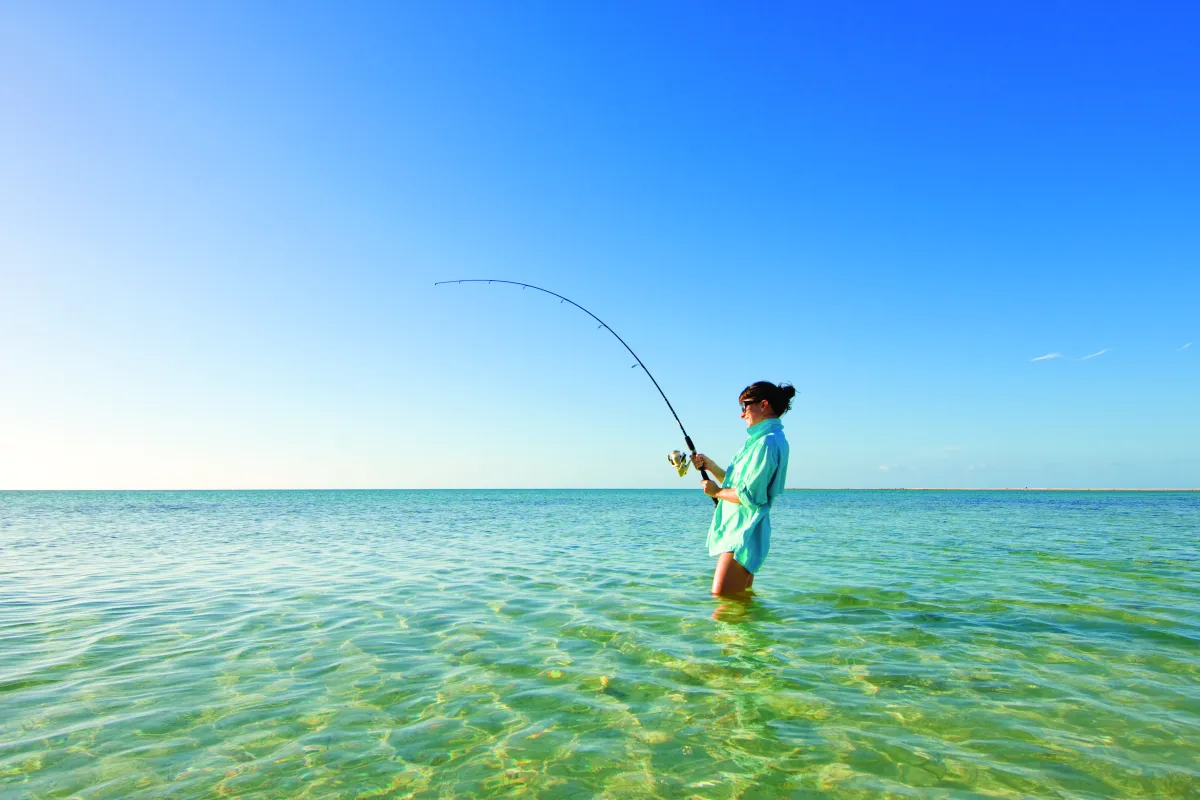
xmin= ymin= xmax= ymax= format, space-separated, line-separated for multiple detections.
xmin=787 ymin=487 xmax=1200 ymax=492
xmin=4 ymin=487 xmax=1199 ymax=493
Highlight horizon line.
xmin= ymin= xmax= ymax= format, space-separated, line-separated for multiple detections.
xmin=2 ymin=487 xmax=1198 ymax=492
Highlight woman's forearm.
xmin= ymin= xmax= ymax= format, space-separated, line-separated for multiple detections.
xmin=706 ymin=464 xmax=726 ymax=482
xmin=715 ymin=488 xmax=740 ymax=504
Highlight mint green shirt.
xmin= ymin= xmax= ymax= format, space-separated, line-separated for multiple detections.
xmin=706 ymin=417 xmax=789 ymax=574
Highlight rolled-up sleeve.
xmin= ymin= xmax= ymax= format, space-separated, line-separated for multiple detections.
xmin=732 ymin=439 xmax=779 ymax=511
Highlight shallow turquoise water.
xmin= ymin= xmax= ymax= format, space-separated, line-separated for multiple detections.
xmin=1 ymin=490 xmax=1198 ymax=798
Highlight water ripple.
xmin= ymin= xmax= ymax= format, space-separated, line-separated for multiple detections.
xmin=1 ymin=489 xmax=1198 ymax=798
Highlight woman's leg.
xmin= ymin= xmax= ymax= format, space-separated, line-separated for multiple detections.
xmin=711 ymin=552 xmax=754 ymax=596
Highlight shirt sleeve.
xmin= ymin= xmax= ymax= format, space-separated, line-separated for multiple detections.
xmin=721 ymin=463 xmax=735 ymax=488
xmin=732 ymin=438 xmax=779 ymax=511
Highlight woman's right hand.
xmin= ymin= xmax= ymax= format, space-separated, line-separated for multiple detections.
xmin=692 ymin=453 xmax=715 ymax=473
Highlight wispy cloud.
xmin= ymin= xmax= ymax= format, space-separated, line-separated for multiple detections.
xmin=878 ymin=465 xmax=890 ymax=472
xmin=1179 ymin=343 xmax=1192 ymax=351
xmin=1081 ymin=348 xmax=1110 ymax=360
xmin=1031 ymin=352 xmax=1062 ymax=362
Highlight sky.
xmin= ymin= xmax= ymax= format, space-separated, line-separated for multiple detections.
xmin=1 ymin=1 xmax=1197 ymax=489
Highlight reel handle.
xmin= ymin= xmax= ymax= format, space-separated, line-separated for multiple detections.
xmin=685 ymin=436 xmax=720 ymax=507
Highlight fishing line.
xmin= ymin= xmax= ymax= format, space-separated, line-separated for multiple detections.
xmin=435 ymin=279 xmax=718 ymax=504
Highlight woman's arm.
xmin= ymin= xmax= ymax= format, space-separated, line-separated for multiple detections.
xmin=702 ymin=482 xmax=740 ymax=503
xmin=692 ymin=454 xmax=726 ymax=482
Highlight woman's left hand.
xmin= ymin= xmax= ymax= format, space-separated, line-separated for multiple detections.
xmin=701 ymin=480 xmax=720 ymax=497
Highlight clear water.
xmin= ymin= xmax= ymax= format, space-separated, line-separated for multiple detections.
xmin=1 ymin=490 xmax=1197 ymax=799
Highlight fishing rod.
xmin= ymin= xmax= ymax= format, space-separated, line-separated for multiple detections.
xmin=435 ymin=279 xmax=718 ymax=505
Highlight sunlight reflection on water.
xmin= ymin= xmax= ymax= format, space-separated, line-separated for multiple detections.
xmin=1 ymin=490 xmax=1198 ymax=798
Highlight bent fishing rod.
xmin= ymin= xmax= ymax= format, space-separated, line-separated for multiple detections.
xmin=435 ymin=279 xmax=718 ymax=505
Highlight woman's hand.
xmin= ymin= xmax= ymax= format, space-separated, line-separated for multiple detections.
xmin=701 ymin=479 xmax=720 ymax=497
xmin=694 ymin=453 xmax=727 ymax=484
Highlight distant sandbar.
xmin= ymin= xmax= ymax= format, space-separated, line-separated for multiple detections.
xmin=787 ymin=487 xmax=1199 ymax=491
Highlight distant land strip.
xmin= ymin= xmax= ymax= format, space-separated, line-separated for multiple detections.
xmin=786 ymin=487 xmax=1200 ymax=491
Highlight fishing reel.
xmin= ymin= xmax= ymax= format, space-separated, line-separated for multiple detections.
xmin=667 ymin=450 xmax=691 ymax=478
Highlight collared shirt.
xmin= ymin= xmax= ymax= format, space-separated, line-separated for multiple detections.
xmin=705 ymin=417 xmax=789 ymax=574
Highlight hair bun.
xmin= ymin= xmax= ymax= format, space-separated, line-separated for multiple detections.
xmin=740 ymin=380 xmax=796 ymax=416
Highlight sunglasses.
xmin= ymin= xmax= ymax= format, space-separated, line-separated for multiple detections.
xmin=740 ymin=399 xmax=762 ymax=413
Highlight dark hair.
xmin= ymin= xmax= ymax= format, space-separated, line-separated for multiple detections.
xmin=739 ymin=381 xmax=796 ymax=416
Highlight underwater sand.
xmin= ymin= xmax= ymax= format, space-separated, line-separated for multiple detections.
xmin=2 ymin=490 xmax=1197 ymax=798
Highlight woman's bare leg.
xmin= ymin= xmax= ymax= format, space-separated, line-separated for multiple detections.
xmin=711 ymin=552 xmax=754 ymax=596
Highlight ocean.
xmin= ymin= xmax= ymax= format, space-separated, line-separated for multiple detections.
xmin=1 ymin=490 xmax=1197 ymax=798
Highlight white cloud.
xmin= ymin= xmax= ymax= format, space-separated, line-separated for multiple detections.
xmin=1179 ymin=343 xmax=1192 ymax=351
xmin=1081 ymin=348 xmax=1110 ymax=360
xmin=878 ymin=465 xmax=890 ymax=472
xmin=1031 ymin=353 xmax=1062 ymax=362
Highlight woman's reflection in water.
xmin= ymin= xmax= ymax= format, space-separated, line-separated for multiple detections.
xmin=709 ymin=594 xmax=789 ymax=691
xmin=711 ymin=590 xmax=756 ymax=623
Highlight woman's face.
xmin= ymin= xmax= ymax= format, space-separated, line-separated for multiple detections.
xmin=739 ymin=397 xmax=772 ymax=426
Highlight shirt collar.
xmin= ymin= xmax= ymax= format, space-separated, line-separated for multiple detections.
xmin=746 ymin=417 xmax=783 ymax=441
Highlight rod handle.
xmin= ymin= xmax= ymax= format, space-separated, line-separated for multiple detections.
xmin=685 ymin=436 xmax=720 ymax=507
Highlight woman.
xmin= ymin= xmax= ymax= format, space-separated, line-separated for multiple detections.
xmin=692 ymin=381 xmax=794 ymax=596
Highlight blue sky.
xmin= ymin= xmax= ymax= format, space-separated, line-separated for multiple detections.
xmin=2 ymin=1 xmax=1196 ymax=489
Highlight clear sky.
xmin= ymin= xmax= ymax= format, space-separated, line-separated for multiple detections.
xmin=2 ymin=1 xmax=1197 ymax=489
